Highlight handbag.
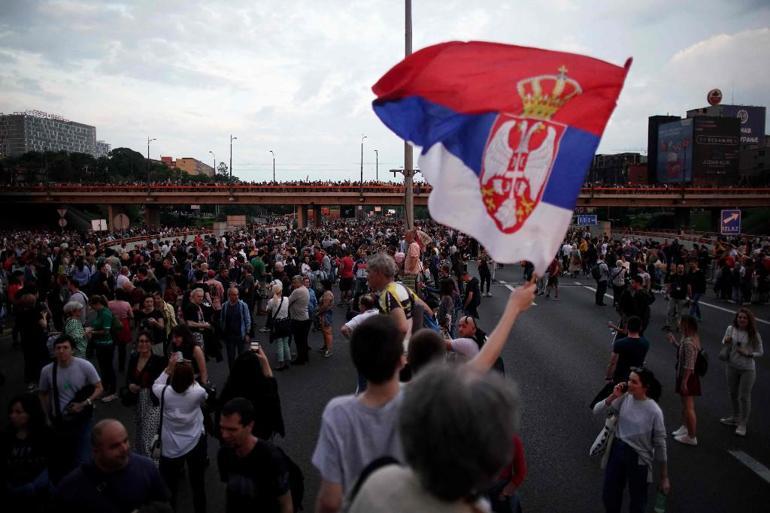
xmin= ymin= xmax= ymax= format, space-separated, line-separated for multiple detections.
xmin=150 ymin=385 xmax=168 ymax=461
xmin=719 ymin=326 xmax=733 ymax=362
xmin=590 ymin=413 xmax=618 ymax=457
xmin=269 ymin=297 xmax=292 ymax=341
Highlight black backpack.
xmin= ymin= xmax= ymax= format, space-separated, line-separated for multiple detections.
xmin=275 ymin=446 xmax=305 ymax=512
xmin=591 ymin=264 xmax=602 ymax=281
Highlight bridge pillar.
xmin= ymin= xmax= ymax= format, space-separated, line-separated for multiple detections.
xmin=296 ymin=205 xmax=307 ymax=229
xmin=674 ymin=208 xmax=691 ymax=230
xmin=313 ymin=205 xmax=322 ymax=227
xmin=710 ymin=208 xmax=722 ymax=232
xmin=144 ymin=205 xmax=161 ymax=228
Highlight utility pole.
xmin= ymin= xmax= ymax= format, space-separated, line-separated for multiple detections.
xmin=146 ymin=137 xmax=157 ymax=187
xmin=374 ymin=149 xmax=379 ymax=181
xmin=269 ymin=150 xmax=276 ymax=182
xmin=229 ymin=134 xmax=237 ymax=180
xmin=403 ymin=0 xmax=415 ymax=229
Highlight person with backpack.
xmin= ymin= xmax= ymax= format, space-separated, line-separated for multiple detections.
xmin=218 ymin=398 xmax=294 ymax=513
xmin=593 ymin=257 xmax=610 ymax=306
xmin=667 ymin=315 xmax=702 ymax=446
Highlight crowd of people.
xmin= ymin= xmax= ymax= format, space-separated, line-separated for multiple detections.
xmin=0 ymin=218 xmax=766 ymax=513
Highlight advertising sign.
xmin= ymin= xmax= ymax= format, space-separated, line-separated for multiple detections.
xmin=718 ymin=105 xmax=766 ymax=146
xmin=692 ymin=117 xmax=740 ymax=184
xmin=720 ymin=209 xmax=741 ymax=235
xmin=657 ymin=120 xmax=693 ymax=183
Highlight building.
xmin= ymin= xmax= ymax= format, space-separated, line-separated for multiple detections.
xmin=95 ymin=140 xmax=111 ymax=158
xmin=656 ymin=116 xmax=740 ymax=185
xmin=738 ymin=135 xmax=770 ymax=185
xmin=588 ymin=153 xmax=647 ymax=184
xmin=160 ymin=156 xmax=215 ymax=177
xmin=647 ymin=115 xmax=681 ymax=183
xmin=0 ymin=110 xmax=100 ymax=157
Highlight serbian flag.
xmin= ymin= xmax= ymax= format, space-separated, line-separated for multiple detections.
xmin=372 ymin=41 xmax=631 ymax=274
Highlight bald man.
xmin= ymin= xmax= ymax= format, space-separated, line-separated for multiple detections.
xmin=55 ymin=419 xmax=169 ymax=513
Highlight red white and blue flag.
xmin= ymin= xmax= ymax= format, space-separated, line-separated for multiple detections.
xmin=372 ymin=41 xmax=631 ymax=274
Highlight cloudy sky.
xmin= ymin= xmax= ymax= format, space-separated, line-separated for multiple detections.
xmin=1 ymin=0 xmax=768 ymax=182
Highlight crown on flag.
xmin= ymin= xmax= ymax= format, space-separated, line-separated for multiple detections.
xmin=517 ymin=65 xmax=583 ymax=120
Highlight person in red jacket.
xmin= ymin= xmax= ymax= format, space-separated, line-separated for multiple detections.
xmin=486 ymin=434 xmax=528 ymax=513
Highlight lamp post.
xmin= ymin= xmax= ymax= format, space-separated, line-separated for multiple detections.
xmin=374 ymin=149 xmax=379 ymax=181
xmin=269 ymin=150 xmax=276 ymax=183
xmin=208 ymin=150 xmax=216 ymax=177
xmin=147 ymin=137 xmax=157 ymax=186
xmin=360 ymin=134 xmax=367 ymax=195
xmin=403 ymin=0 xmax=415 ymax=229
xmin=229 ymin=134 xmax=237 ymax=180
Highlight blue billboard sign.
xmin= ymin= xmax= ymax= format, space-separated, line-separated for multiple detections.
xmin=657 ymin=120 xmax=693 ymax=183
xmin=576 ymin=214 xmax=598 ymax=226
xmin=720 ymin=209 xmax=741 ymax=235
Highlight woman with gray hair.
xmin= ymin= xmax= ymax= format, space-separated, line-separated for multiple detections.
xmin=348 ymin=364 xmax=519 ymax=512
xmin=63 ymin=301 xmax=88 ymax=358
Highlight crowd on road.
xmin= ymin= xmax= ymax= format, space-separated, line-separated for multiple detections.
xmin=0 ymin=218 xmax=767 ymax=513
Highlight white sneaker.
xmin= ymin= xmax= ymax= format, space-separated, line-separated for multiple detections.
xmin=671 ymin=425 xmax=687 ymax=436
xmin=674 ymin=433 xmax=698 ymax=446
xmin=735 ymin=424 xmax=747 ymax=437
xmin=719 ymin=416 xmax=738 ymax=426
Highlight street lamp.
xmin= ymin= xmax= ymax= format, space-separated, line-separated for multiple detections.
xmin=229 ymin=134 xmax=237 ymax=180
xmin=208 ymin=150 xmax=215 ymax=177
xmin=360 ymin=134 xmax=367 ymax=195
xmin=374 ymin=149 xmax=379 ymax=181
xmin=269 ymin=150 xmax=276 ymax=183
xmin=147 ymin=137 xmax=157 ymax=186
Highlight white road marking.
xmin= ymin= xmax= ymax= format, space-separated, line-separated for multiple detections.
xmin=577 ymin=285 xmax=769 ymax=325
xmin=728 ymin=450 xmax=770 ymax=484
xmin=498 ymin=280 xmax=537 ymax=306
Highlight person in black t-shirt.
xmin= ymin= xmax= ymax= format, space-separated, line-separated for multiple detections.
xmin=218 ymin=398 xmax=292 ymax=513
xmin=461 ymin=269 xmax=482 ymax=319
xmin=664 ymin=264 xmax=688 ymax=332
xmin=605 ymin=316 xmax=650 ymax=384
xmin=686 ymin=259 xmax=706 ymax=321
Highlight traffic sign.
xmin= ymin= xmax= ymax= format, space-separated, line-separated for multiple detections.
xmin=576 ymin=214 xmax=598 ymax=226
xmin=58 ymin=218 xmax=67 ymax=228
xmin=720 ymin=209 xmax=741 ymax=235
xmin=57 ymin=208 xmax=67 ymax=218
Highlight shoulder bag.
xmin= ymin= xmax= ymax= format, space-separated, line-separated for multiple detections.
xmin=269 ymin=297 xmax=292 ymax=342
xmin=52 ymin=361 xmax=95 ymax=431
xmin=150 ymin=385 xmax=168 ymax=462
xmin=718 ymin=326 xmax=733 ymax=362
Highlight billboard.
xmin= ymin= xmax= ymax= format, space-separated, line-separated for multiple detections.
xmin=718 ymin=105 xmax=765 ymax=146
xmin=686 ymin=105 xmax=765 ymax=146
xmin=657 ymin=119 xmax=693 ymax=183
xmin=691 ymin=117 xmax=740 ymax=184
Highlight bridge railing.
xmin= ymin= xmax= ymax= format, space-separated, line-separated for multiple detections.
xmin=97 ymin=228 xmax=213 ymax=250
xmin=2 ymin=183 xmax=770 ymax=195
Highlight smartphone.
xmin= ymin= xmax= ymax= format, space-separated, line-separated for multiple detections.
xmin=250 ymin=342 xmax=261 ymax=352
xmin=175 ymin=351 xmax=184 ymax=363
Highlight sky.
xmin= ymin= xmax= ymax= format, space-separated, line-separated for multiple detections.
xmin=1 ymin=0 xmax=769 ymax=182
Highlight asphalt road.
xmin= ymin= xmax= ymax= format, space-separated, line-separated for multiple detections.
xmin=1 ymin=267 xmax=769 ymax=512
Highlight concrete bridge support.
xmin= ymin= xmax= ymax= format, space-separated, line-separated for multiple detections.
xmin=107 ymin=205 xmax=131 ymax=232
xmin=296 ymin=205 xmax=307 ymax=229
xmin=313 ymin=205 xmax=322 ymax=227
xmin=143 ymin=205 xmax=161 ymax=228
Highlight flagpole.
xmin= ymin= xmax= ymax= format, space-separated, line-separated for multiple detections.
xmin=403 ymin=0 xmax=415 ymax=230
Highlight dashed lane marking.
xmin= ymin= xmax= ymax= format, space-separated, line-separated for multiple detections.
xmin=498 ymin=280 xmax=537 ymax=306
xmin=728 ymin=450 xmax=770 ymax=484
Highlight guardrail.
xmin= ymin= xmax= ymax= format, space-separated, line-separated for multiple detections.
xmin=98 ymin=228 xmax=213 ymax=249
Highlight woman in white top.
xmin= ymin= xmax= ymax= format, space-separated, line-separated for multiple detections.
xmin=153 ymin=357 xmax=208 ymax=513
xmin=267 ymin=281 xmax=291 ymax=370
xmin=719 ymin=307 xmax=764 ymax=437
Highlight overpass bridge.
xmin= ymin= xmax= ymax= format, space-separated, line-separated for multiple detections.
xmin=1 ymin=184 xmax=768 ymax=229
